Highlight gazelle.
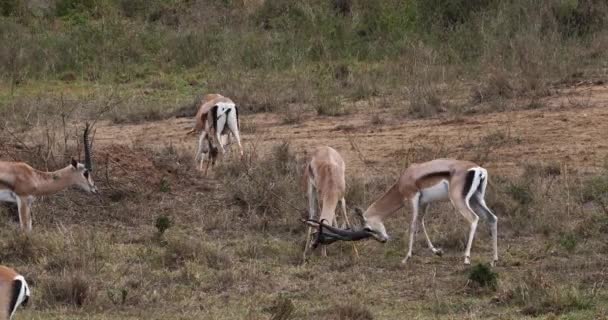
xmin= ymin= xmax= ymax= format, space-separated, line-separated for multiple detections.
xmin=0 ymin=124 xmax=98 ymax=231
xmin=305 ymin=159 xmax=498 ymax=266
xmin=187 ymin=93 xmax=243 ymax=173
xmin=302 ymin=146 xmax=358 ymax=260
xmin=0 ymin=265 xmax=30 ymax=320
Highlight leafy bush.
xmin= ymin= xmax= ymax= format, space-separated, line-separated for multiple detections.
xmin=468 ymin=263 xmax=498 ymax=290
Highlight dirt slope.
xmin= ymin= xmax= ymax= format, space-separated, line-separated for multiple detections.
xmin=95 ymin=83 xmax=608 ymax=175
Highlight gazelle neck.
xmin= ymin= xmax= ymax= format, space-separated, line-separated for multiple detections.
xmin=319 ymin=194 xmax=340 ymax=223
xmin=363 ymin=183 xmax=405 ymax=220
xmin=32 ymin=165 xmax=77 ymax=196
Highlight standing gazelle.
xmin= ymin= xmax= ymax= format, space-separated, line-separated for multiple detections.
xmin=0 ymin=124 xmax=98 ymax=231
xmin=305 ymin=159 xmax=498 ymax=266
xmin=302 ymin=146 xmax=358 ymax=260
xmin=187 ymin=93 xmax=243 ymax=173
xmin=0 ymin=265 xmax=30 ymax=320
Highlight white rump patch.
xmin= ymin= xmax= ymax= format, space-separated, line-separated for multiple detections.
xmin=215 ymin=102 xmax=236 ymax=117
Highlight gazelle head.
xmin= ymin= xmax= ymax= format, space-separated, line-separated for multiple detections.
xmin=71 ymin=123 xmax=98 ymax=194
xmin=354 ymin=207 xmax=389 ymax=243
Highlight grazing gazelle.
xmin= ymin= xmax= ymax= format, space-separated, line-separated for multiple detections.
xmin=187 ymin=93 xmax=243 ymax=173
xmin=302 ymin=146 xmax=358 ymax=260
xmin=0 ymin=266 xmax=30 ymax=320
xmin=305 ymin=159 xmax=498 ymax=266
xmin=0 ymin=124 xmax=98 ymax=231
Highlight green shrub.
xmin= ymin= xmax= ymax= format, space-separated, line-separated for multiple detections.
xmin=468 ymin=263 xmax=498 ymax=290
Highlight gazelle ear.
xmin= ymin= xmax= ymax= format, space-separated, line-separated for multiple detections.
xmin=71 ymin=158 xmax=78 ymax=168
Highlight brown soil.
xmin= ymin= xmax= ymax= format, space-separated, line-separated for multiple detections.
xmin=94 ymin=83 xmax=608 ymax=176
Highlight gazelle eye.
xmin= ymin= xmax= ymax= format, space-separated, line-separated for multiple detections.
xmin=83 ymin=171 xmax=89 ymax=178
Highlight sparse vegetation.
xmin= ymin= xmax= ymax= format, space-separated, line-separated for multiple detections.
xmin=468 ymin=263 xmax=498 ymax=290
xmin=1 ymin=1 xmax=608 ymax=319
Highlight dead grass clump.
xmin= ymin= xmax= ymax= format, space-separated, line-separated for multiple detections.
xmin=316 ymin=96 xmax=349 ymax=117
xmin=216 ymin=142 xmax=306 ymax=229
xmin=163 ymin=235 xmax=232 ymax=270
xmin=40 ymin=272 xmax=92 ymax=307
xmin=0 ymin=231 xmax=58 ymax=264
xmin=322 ymin=304 xmax=374 ymax=320
xmin=281 ymin=104 xmax=307 ymax=125
xmin=471 ymin=72 xmax=514 ymax=104
xmin=580 ymin=174 xmax=608 ymax=204
xmin=407 ymin=84 xmax=443 ymax=118
xmin=500 ymin=271 xmax=594 ymax=316
xmin=264 ymin=296 xmax=295 ymax=320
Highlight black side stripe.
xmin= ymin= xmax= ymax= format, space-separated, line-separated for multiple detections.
xmin=462 ymin=170 xmax=476 ymax=198
xmin=8 ymin=279 xmax=22 ymax=316
xmin=211 ymin=105 xmax=218 ymax=133
xmin=0 ymin=179 xmax=15 ymax=191
xmin=235 ymin=105 xmax=240 ymax=130
xmin=223 ymin=108 xmax=231 ymax=135
xmin=420 ymin=171 xmax=451 ymax=180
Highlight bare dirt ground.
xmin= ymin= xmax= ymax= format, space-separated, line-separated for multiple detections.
xmin=5 ymin=82 xmax=608 ymax=320
xmin=95 ymin=83 xmax=608 ymax=177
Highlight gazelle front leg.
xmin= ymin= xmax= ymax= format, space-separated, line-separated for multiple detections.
xmin=303 ymin=180 xmax=317 ymax=262
xmin=402 ymin=193 xmax=421 ymax=264
xmin=419 ymin=203 xmax=443 ymax=256
xmin=195 ymin=131 xmax=208 ymax=171
xmin=16 ymin=195 xmax=32 ymax=232
xmin=340 ymin=197 xmax=359 ymax=258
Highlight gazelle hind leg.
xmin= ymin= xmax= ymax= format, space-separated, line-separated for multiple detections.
xmin=402 ymin=193 xmax=421 ymax=264
xmin=471 ymin=193 xmax=498 ymax=266
xmin=450 ymin=169 xmax=483 ymax=265
xmin=195 ymin=131 xmax=208 ymax=170
xmin=340 ymin=197 xmax=359 ymax=258
xmin=216 ymin=115 xmax=227 ymax=154
xmin=227 ymin=111 xmax=243 ymax=156
xmin=419 ymin=203 xmax=443 ymax=256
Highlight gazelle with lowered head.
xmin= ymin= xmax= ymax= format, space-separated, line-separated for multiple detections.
xmin=305 ymin=159 xmax=498 ymax=266
xmin=0 ymin=265 xmax=30 ymax=320
xmin=187 ymin=93 xmax=243 ymax=174
xmin=0 ymin=124 xmax=98 ymax=232
xmin=302 ymin=146 xmax=358 ymax=260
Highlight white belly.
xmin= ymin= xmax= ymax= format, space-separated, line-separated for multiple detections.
xmin=0 ymin=190 xmax=17 ymax=203
xmin=419 ymin=180 xmax=450 ymax=204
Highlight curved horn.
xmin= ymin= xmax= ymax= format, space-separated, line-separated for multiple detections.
xmin=84 ymin=122 xmax=92 ymax=171
xmin=302 ymin=219 xmax=373 ymax=243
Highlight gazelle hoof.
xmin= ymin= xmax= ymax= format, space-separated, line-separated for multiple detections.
xmin=464 ymin=257 xmax=471 ymax=265
xmin=401 ymin=256 xmax=411 ymax=264
xmin=491 ymin=260 xmax=498 ymax=267
xmin=433 ymin=248 xmax=443 ymax=257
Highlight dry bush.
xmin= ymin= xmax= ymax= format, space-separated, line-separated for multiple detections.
xmin=39 ymin=272 xmax=92 ymax=307
xmin=215 ymin=142 xmax=306 ymax=230
xmin=407 ymin=84 xmax=444 ymax=118
xmin=0 ymin=231 xmax=60 ymax=264
xmin=315 ymin=95 xmax=349 ymax=117
xmin=281 ymin=104 xmax=307 ymax=125
xmin=470 ymin=71 xmax=514 ymax=104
